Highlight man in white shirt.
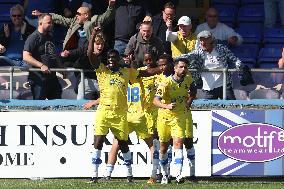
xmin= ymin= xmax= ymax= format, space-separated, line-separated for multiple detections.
xmin=195 ymin=8 xmax=243 ymax=46
xmin=178 ymin=30 xmax=243 ymax=99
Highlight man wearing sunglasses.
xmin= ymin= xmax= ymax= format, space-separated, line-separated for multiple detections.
xmin=0 ymin=4 xmax=35 ymax=67
xmin=32 ymin=0 xmax=116 ymax=51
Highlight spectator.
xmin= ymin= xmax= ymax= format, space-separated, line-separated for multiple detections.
xmin=0 ymin=4 xmax=35 ymax=67
xmin=147 ymin=0 xmax=179 ymax=16
xmin=179 ymin=30 xmax=243 ymax=100
xmin=166 ymin=16 xmax=197 ymax=59
xmin=24 ymin=0 xmax=66 ymax=27
xmin=23 ymin=14 xmax=62 ymax=100
xmin=60 ymin=29 xmax=106 ymax=100
xmin=195 ymin=7 xmax=243 ymax=46
xmin=264 ymin=0 xmax=284 ymax=28
xmin=125 ymin=21 xmax=164 ymax=67
xmin=63 ymin=0 xmax=93 ymax=18
xmin=32 ymin=0 xmax=116 ymax=51
xmin=114 ymin=0 xmax=149 ymax=55
xmin=152 ymin=2 xmax=177 ymax=54
xmin=278 ymin=47 xmax=284 ymax=68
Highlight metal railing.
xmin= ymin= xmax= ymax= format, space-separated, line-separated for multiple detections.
xmin=0 ymin=67 xmax=85 ymax=100
xmin=0 ymin=67 xmax=284 ymax=100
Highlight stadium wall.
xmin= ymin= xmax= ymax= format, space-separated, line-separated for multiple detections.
xmin=0 ymin=100 xmax=284 ymax=178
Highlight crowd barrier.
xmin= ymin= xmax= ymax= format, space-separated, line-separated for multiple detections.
xmin=0 ymin=67 xmax=283 ymax=100
xmin=0 ymin=99 xmax=284 ymax=178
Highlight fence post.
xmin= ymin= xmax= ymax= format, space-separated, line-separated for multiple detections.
xmin=80 ymin=69 xmax=85 ymax=99
xmin=222 ymin=68 xmax=228 ymax=100
xmin=9 ymin=67 xmax=14 ymax=100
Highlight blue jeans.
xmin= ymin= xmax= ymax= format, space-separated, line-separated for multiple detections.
xmin=264 ymin=0 xmax=284 ymax=27
xmin=0 ymin=56 xmax=29 ymax=67
xmin=114 ymin=40 xmax=127 ymax=55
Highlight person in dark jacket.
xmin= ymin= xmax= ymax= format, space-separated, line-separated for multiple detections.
xmin=114 ymin=0 xmax=149 ymax=55
xmin=0 ymin=4 xmax=35 ymax=67
xmin=151 ymin=2 xmax=177 ymax=55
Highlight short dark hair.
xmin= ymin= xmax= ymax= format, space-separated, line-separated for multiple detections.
xmin=38 ymin=13 xmax=52 ymax=22
xmin=164 ymin=2 xmax=175 ymax=10
xmin=107 ymin=49 xmax=120 ymax=58
xmin=174 ymin=58 xmax=189 ymax=66
xmin=158 ymin=54 xmax=173 ymax=64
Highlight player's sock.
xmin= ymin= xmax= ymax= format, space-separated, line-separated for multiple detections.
xmin=157 ymin=164 xmax=161 ymax=174
xmin=92 ymin=149 xmax=102 ymax=178
xmin=159 ymin=152 xmax=168 ymax=177
xmin=167 ymin=145 xmax=172 ymax=177
xmin=151 ymin=139 xmax=160 ymax=178
xmin=186 ymin=147 xmax=195 ymax=176
xmin=105 ymin=164 xmax=114 ymax=177
xmin=122 ymin=151 xmax=133 ymax=177
xmin=173 ymin=148 xmax=184 ymax=177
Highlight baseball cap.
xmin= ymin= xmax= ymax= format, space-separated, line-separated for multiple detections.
xmin=197 ymin=30 xmax=213 ymax=39
xmin=177 ymin=16 xmax=191 ymax=26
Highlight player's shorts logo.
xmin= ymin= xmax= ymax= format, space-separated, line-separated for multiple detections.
xmin=218 ymin=123 xmax=284 ymax=162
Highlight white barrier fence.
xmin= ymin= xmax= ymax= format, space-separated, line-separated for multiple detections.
xmin=0 ymin=111 xmax=211 ymax=178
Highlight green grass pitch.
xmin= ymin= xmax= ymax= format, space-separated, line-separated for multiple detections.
xmin=0 ymin=178 xmax=284 ymax=189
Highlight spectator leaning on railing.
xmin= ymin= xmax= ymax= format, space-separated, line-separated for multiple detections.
xmin=0 ymin=4 xmax=35 ymax=67
xmin=23 ymin=14 xmax=62 ymax=100
xmin=178 ymin=30 xmax=243 ymax=100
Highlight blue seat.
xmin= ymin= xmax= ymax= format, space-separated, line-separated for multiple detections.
xmin=0 ymin=0 xmax=21 ymax=3
xmin=211 ymin=0 xmax=239 ymax=5
xmin=264 ymin=44 xmax=283 ymax=48
xmin=237 ymin=22 xmax=263 ymax=31
xmin=258 ymin=47 xmax=282 ymax=68
xmin=214 ymin=5 xmax=238 ymax=24
xmin=249 ymin=89 xmax=280 ymax=99
xmin=238 ymin=5 xmax=264 ymax=23
xmin=263 ymin=27 xmax=284 ymax=44
xmin=231 ymin=44 xmax=259 ymax=66
xmin=0 ymin=16 xmax=10 ymax=22
xmin=240 ymin=0 xmax=263 ymax=5
xmin=235 ymin=25 xmax=262 ymax=43
xmin=0 ymin=3 xmax=15 ymax=18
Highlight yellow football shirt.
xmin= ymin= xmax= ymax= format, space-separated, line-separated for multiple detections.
xmin=96 ymin=64 xmax=138 ymax=111
xmin=155 ymin=74 xmax=193 ymax=115
xmin=127 ymin=82 xmax=144 ymax=123
xmin=138 ymin=66 xmax=158 ymax=111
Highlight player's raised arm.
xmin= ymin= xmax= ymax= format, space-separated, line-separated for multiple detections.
xmin=87 ymin=27 xmax=101 ymax=69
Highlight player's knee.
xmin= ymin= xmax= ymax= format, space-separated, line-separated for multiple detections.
xmin=118 ymin=140 xmax=129 ymax=153
xmin=93 ymin=135 xmax=104 ymax=150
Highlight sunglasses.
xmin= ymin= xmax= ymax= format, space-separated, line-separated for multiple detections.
xmin=76 ymin=12 xmax=86 ymax=16
xmin=12 ymin=14 xmax=22 ymax=18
